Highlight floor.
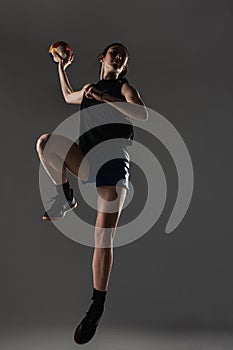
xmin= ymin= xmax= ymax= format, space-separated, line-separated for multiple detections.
xmin=1 ymin=325 xmax=233 ymax=350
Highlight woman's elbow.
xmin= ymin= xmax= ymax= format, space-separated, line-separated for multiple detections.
xmin=64 ymin=94 xmax=72 ymax=104
xmin=64 ymin=96 xmax=78 ymax=104
xmin=64 ymin=93 xmax=81 ymax=105
xmin=140 ymin=106 xmax=149 ymax=121
xmin=145 ymin=108 xmax=149 ymax=121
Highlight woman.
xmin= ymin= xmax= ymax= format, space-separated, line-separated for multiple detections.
xmin=36 ymin=42 xmax=147 ymax=344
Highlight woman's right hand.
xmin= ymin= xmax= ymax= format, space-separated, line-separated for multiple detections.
xmin=55 ymin=52 xmax=74 ymax=70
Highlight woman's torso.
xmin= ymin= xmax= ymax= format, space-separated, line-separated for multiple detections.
xmin=78 ymin=78 xmax=134 ymax=162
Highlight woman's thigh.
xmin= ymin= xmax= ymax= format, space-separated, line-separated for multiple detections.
xmin=41 ymin=133 xmax=89 ymax=180
xmin=94 ymin=185 xmax=127 ymax=248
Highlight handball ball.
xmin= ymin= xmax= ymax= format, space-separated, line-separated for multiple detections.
xmin=49 ymin=41 xmax=73 ymax=63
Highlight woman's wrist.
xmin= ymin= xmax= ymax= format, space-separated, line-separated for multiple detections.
xmin=100 ymin=92 xmax=106 ymax=102
xmin=100 ymin=92 xmax=123 ymax=103
xmin=100 ymin=92 xmax=105 ymax=101
xmin=58 ymin=61 xmax=64 ymax=71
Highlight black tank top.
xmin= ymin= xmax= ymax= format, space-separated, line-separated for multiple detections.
xmin=78 ymin=78 xmax=134 ymax=155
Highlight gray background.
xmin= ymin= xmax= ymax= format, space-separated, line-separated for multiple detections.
xmin=1 ymin=0 xmax=233 ymax=348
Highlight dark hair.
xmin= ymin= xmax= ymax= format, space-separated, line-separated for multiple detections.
xmin=98 ymin=42 xmax=129 ymax=78
xmin=99 ymin=42 xmax=129 ymax=58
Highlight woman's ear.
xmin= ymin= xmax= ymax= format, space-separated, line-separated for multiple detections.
xmin=99 ymin=54 xmax=104 ymax=63
xmin=122 ymin=65 xmax=128 ymax=73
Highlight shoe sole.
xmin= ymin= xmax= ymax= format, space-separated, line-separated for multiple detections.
xmin=42 ymin=202 xmax=78 ymax=221
xmin=72 ymin=330 xmax=96 ymax=346
xmin=73 ymin=315 xmax=102 ymax=345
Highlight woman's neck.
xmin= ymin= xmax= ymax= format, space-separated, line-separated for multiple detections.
xmin=101 ymin=67 xmax=119 ymax=80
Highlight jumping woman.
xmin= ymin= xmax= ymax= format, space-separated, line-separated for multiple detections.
xmin=36 ymin=42 xmax=147 ymax=345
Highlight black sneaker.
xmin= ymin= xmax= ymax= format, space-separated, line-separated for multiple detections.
xmin=73 ymin=303 xmax=104 ymax=345
xmin=42 ymin=189 xmax=77 ymax=220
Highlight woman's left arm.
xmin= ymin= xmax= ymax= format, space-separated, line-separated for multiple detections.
xmin=85 ymin=83 xmax=149 ymax=121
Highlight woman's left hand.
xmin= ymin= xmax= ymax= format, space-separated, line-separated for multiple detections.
xmin=84 ymin=86 xmax=103 ymax=101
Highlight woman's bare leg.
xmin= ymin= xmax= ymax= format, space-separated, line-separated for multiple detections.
xmin=74 ymin=185 xmax=127 ymax=343
xmin=92 ymin=185 xmax=127 ymax=291
xmin=36 ymin=133 xmax=89 ymax=184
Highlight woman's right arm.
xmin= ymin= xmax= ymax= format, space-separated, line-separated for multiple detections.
xmin=56 ymin=54 xmax=89 ymax=104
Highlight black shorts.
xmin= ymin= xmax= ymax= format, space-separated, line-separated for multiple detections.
xmin=81 ymin=157 xmax=130 ymax=190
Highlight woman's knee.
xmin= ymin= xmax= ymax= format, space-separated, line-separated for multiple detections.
xmin=36 ymin=133 xmax=51 ymax=155
xmin=96 ymin=212 xmax=119 ymax=229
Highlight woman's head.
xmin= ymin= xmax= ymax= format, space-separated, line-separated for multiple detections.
xmin=98 ymin=43 xmax=129 ymax=79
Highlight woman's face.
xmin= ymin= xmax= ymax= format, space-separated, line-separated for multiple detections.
xmin=101 ymin=45 xmax=129 ymax=74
